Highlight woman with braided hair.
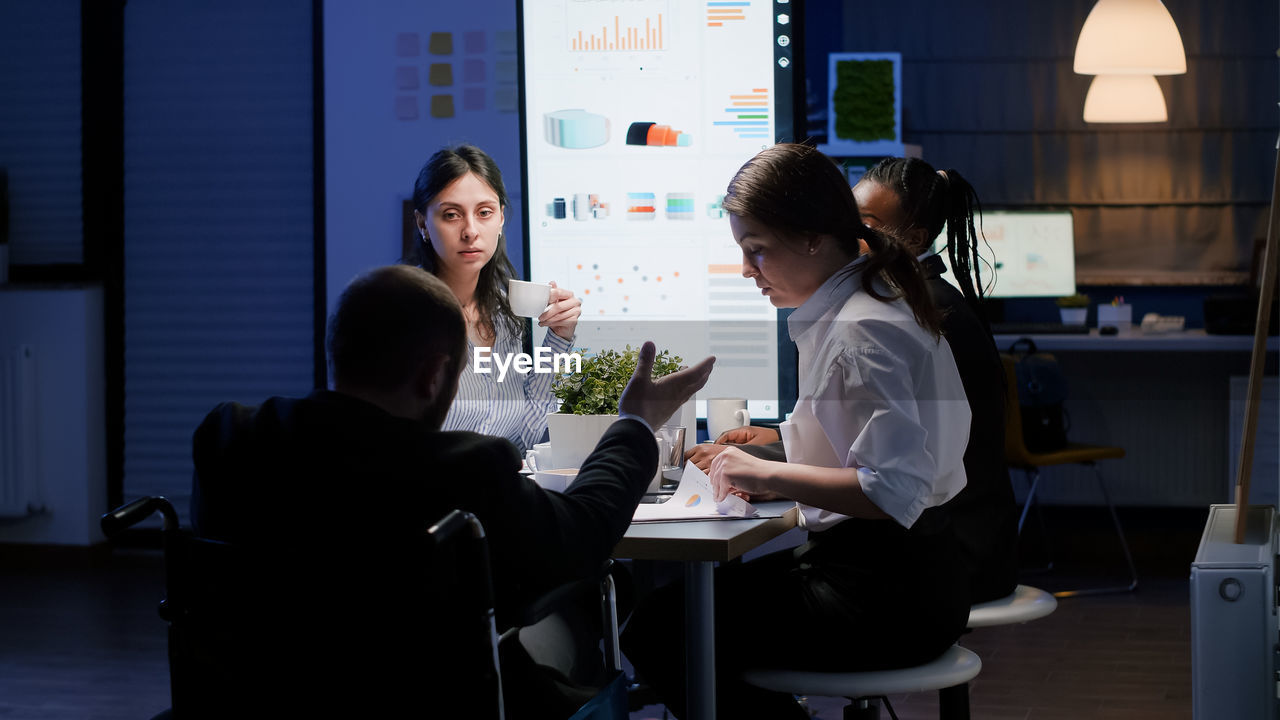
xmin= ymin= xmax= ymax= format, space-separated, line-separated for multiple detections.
xmin=854 ymin=156 xmax=1018 ymax=604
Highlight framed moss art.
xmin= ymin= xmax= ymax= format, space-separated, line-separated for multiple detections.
xmin=825 ymin=52 xmax=903 ymax=158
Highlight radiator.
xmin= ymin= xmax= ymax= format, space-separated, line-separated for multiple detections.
xmin=0 ymin=345 xmax=42 ymax=518
xmin=1190 ymin=504 xmax=1279 ymax=718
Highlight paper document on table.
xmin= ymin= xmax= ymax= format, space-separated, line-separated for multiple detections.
xmin=632 ymin=463 xmax=757 ymax=522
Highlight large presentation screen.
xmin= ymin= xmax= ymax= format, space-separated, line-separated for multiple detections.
xmin=518 ymin=0 xmax=799 ymax=420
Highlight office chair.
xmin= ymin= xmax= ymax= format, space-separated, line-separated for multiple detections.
xmin=743 ymin=645 xmax=982 ymax=720
xmin=101 ymin=498 xmax=626 ymax=720
xmin=1000 ymin=354 xmax=1138 ymax=598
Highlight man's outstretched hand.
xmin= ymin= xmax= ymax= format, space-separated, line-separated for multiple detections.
xmin=617 ymin=341 xmax=715 ymax=430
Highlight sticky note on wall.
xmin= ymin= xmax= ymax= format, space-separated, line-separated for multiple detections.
xmin=396 ymin=33 xmax=420 ymax=57
xmin=428 ymin=63 xmax=453 ymax=86
xmin=395 ymin=66 xmax=419 ymax=90
xmin=429 ymin=32 xmax=453 ymax=55
xmin=395 ymin=96 xmax=418 ymax=120
xmin=430 ymin=94 xmax=455 ymax=118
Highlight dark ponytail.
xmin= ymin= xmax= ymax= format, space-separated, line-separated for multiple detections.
xmin=862 ymin=157 xmax=989 ymax=320
xmin=723 ymin=143 xmax=942 ymax=338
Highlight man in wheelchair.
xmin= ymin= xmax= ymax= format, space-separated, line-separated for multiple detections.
xmin=187 ymin=265 xmax=713 ymax=718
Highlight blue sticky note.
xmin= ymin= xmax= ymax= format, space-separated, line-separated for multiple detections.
xmin=395 ymin=33 xmax=420 ymax=57
xmin=463 ymin=59 xmax=486 ymax=83
xmin=394 ymin=95 xmax=418 ymax=120
xmin=463 ymin=86 xmax=486 ymax=111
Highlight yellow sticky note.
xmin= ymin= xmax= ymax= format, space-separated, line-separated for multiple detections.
xmin=428 ymin=32 xmax=453 ymax=55
xmin=428 ymin=63 xmax=453 ymax=86
xmin=430 ymin=94 xmax=455 ymax=118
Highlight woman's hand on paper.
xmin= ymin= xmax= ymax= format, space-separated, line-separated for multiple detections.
xmin=708 ymin=446 xmax=775 ymax=503
xmin=539 ymin=281 xmax=582 ymax=340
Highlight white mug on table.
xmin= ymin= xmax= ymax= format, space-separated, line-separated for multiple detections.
xmin=706 ymin=397 xmax=750 ymax=440
xmin=526 ymin=441 xmax=555 ymax=472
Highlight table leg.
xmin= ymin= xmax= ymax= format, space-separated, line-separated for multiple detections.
xmin=684 ymin=560 xmax=714 ymax=720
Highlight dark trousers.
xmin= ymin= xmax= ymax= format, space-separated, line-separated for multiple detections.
xmin=621 ymin=514 xmax=971 ymax=719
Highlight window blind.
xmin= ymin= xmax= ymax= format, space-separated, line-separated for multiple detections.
xmin=123 ymin=0 xmax=315 ymax=523
xmin=0 ymin=0 xmax=83 ymax=265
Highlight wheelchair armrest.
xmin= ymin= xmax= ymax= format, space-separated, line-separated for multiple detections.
xmin=101 ymin=496 xmax=180 ymax=536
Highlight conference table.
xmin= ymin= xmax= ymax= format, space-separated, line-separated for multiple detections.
xmin=614 ymin=500 xmax=800 ymax=720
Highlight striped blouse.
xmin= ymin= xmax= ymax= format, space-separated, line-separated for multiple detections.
xmin=443 ymin=319 xmax=574 ymax=453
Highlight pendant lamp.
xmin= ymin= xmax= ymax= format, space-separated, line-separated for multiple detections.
xmin=1074 ymin=0 xmax=1186 ymax=75
xmin=1083 ymin=75 xmax=1168 ymax=123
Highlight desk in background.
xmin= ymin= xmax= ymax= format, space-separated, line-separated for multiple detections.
xmin=993 ymin=328 xmax=1279 ymax=353
xmin=615 ymin=501 xmax=799 ymax=720
xmin=992 ymin=330 xmax=1278 ymax=507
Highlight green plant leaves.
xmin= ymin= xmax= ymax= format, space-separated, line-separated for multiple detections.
xmin=551 ymin=345 xmax=684 ymax=416
xmin=833 ymin=59 xmax=896 ymax=142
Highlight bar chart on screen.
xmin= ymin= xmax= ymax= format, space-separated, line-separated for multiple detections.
xmin=567 ymin=0 xmax=668 ymax=52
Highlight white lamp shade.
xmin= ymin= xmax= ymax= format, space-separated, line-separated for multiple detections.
xmin=1083 ymin=74 xmax=1168 ymax=123
xmin=1074 ymin=0 xmax=1186 ymax=75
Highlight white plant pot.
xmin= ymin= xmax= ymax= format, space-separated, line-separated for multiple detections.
xmin=1059 ymin=307 xmax=1087 ymax=325
xmin=546 ymin=413 xmax=619 ymax=470
xmin=545 ymin=398 xmax=693 ymax=470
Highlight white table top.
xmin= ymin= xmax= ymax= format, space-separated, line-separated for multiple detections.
xmin=614 ymin=501 xmax=799 ymax=562
xmin=992 ymin=329 xmax=1279 ymax=352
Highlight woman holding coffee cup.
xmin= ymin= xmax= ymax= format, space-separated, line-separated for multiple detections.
xmin=622 ymin=144 xmax=972 ymax=718
xmin=410 ymin=144 xmax=581 ymax=452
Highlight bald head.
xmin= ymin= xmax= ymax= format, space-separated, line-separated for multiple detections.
xmin=326 ymin=265 xmax=467 ymax=424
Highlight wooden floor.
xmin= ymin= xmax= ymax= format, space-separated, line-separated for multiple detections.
xmin=0 ymin=507 xmax=1199 ymax=720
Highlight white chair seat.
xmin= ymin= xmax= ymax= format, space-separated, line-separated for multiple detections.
xmin=967 ymin=584 xmax=1057 ymax=629
xmin=742 ymin=644 xmax=981 ymax=697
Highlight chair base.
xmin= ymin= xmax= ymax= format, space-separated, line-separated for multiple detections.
xmin=1015 ymin=462 xmax=1138 ymax=598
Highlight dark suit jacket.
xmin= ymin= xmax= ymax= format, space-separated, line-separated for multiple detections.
xmin=189 ymin=390 xmax=656 ymax=718
xmin=741 ymin=256 xmax=1018 ymax=603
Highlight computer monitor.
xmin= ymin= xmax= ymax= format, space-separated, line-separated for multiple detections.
xmin=933 ymin=209 xmax=1077 ymax=299
xmin=518 ymin=0 xmax=802 ymax=421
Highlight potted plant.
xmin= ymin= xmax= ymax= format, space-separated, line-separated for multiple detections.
xmin=547 ymin=346 xmax=684 ymax=469
xmin=1056 ymin=293 xmax=1090 ymax=325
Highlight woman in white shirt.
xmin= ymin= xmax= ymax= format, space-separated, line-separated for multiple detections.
xmin=409 ymin=145 xmax=581 ymax=452
xmin=621 ymin=144 xmax=973 ymax=719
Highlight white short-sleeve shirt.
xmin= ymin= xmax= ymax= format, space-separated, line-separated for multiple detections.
xmin=782 ymin=260 xmax=970 ymax=531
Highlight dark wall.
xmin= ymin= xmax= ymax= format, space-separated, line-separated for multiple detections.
xmin=804 ymin=0 xmax=1279 ymax=324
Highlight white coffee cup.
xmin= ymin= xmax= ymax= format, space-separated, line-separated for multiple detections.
xmin=533 ymin=468 xmax=578 ymax=493
xmin=526 ymin=441 xmax=555 ymax=471
xmin=706 ymin=397 xmax=751 ymax=440
xmin=508 ymin=279 xmax=552 ymax=318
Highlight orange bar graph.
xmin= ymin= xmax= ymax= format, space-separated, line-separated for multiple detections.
xmin=570 ymin=13 xmax=665 ymax=51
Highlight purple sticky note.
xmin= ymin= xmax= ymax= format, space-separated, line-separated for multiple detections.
xmin=395 ymin=66 xmax=419 ymax=90
xmin=463 ymin=59 xmax=486 ymax=83
xmin=395 ymin=95 xmax=418 ymax=120
xmin=463 ymin=86 xmax=486 ymax=111
xmin=494 ymin=86 xmax=517 ymax=113
xmin=395 ymin=33 xmax=420 ymax=57
xmin=464 ymin=31 xmax=486 ymax=54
